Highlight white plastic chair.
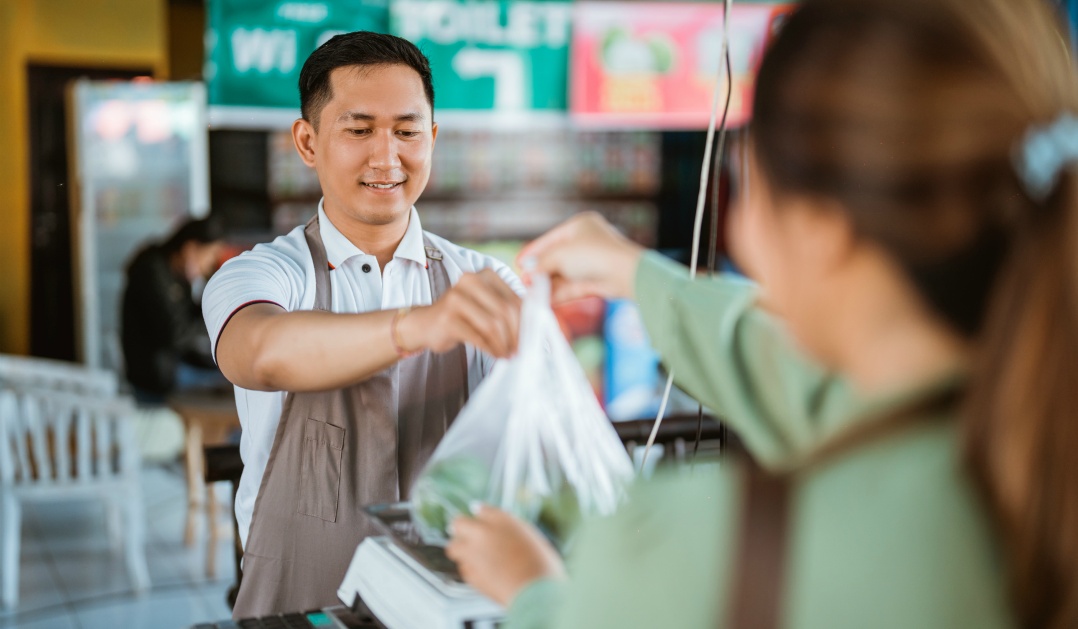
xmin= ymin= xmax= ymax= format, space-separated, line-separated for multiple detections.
xmin=0 ymin=386 xmax=151 ymax=608
xmin=0 ymin=354 xmax=119 ymax=397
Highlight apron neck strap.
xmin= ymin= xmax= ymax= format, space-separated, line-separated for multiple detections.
xmin=303 ymin=215 xmax=333 ymax=312
xmin=421 ymin=235 xmax=450 ymax=299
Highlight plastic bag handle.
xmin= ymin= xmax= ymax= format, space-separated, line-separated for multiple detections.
xmin=526 ymin=271 xmax=551 ymax=310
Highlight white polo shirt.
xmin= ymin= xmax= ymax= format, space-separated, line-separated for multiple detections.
xmin=202 ymin=201 xmax=523 ymax=548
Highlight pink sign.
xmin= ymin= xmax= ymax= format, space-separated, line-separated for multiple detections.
xmin=570 ymin=2 xmax=791 ymax=129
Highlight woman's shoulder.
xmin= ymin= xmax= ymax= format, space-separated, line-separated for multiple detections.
xmin=789 ymin=420 xmax=1013 ymax=629
xmin=563 ymin=425 xmax=1013 ymax=629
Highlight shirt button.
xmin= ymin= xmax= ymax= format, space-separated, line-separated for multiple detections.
xmin=362 ymin=263 xmax=372 ymax=273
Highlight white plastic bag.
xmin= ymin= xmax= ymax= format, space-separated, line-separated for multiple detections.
xmin=411 ymin=274 xmax=635 ymax=548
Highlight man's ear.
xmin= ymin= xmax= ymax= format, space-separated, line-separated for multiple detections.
xmin=431 ymin=121 xmax=439 ymax=146
xmin=292 ymin=118 xmax=318 ymax=167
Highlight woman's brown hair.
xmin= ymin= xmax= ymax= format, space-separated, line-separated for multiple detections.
xmin=751 ymin=0 xmax=1078 ymax=626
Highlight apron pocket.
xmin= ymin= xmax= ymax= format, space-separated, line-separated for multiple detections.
xmin=298 ymin=417 xmax=345 ymax=521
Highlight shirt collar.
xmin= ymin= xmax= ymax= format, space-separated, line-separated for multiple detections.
xmin=316 ymin=199 xmax=427 ymax=269
xmin=395 ymin=206 xmax=428 ymax=266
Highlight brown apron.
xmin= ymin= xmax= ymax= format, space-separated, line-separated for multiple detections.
xmin=232 ymin=216 xmax=471 ymax=618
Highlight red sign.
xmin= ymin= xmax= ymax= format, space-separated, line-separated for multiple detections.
xmin=570 ymin=2 xmax=792 ymax=129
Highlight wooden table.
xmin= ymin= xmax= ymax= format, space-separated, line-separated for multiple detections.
xmin=168 ymin=390 xmax=241 ymax=579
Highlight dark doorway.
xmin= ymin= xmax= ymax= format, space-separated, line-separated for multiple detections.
xmin=27 ymin=64 xmax=151 ymax=361
xmin=209 ymin=130 xmax=272 ymax=233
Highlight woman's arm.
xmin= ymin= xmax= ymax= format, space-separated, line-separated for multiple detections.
xmin=522 ymin=213 xmax=862 ymax=467
xmin=634 ymin=251 xmax=858 ymax=467
xmin=450 ymin=468 xmax=740 ymax=629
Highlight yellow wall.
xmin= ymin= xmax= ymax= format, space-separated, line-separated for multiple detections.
xmin=0 ymin=0 xmax=167 ymax=355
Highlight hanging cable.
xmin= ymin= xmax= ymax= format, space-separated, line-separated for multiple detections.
xmin=694 ymin=5 xmax=735 ymax=464
xmin=640 ymin=0 xmax=735 ymax=472
xmin=695 ymin=24 xmax=735 ymax=464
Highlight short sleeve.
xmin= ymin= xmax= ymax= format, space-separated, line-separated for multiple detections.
xmin=202 ymin=233 xmax=311 ymax=363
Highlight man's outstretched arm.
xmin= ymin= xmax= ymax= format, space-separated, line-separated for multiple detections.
xmin=215 ymin=269 xmax=520 ymax=393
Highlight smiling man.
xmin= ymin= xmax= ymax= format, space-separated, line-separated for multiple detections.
xmin=202 ymin=32 xmax=523 ymax=617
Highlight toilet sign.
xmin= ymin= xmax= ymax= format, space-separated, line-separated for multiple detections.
xmin=389 ymin=0 xmax=572 ymax=111
xmin=206 ymin=0 xmax=570 ymax=114
xmin=206 ymin=0 xmax=390 ymax=109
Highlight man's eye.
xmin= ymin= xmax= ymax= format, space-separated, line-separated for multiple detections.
xmin=348 ymin=128 xmax=371 ymax=136
xmin=398 ymin=130 xmax=421 ymax=138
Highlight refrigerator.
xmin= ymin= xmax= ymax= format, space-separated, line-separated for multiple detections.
xmin=68 ymin=80 xmax=209 ymax=371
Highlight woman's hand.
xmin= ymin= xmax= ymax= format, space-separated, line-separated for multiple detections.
xmin=518 ymin=212 xmax=644 ymax=304
xmin=445 ymin=505 xmax=567 ymax=607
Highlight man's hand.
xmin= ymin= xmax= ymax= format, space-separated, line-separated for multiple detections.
xmin=397 ymin=269 xmax=521 ymax=358
xmin=445 ymin=505 xmax=566 ymax=607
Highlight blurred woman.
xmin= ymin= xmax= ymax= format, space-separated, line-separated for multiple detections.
xmin=445 ymin=0 xmax=1078 ymax=627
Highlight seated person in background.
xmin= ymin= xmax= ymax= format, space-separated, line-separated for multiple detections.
xmin=121 ymin=217 xmax=226 ymax=400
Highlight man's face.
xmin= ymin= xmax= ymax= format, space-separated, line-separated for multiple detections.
xmin=293 ymin=63 xmax=437 ymax=227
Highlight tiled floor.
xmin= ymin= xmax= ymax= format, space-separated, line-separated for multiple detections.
xmin=1 ymin=463 xmax=237 ymax=629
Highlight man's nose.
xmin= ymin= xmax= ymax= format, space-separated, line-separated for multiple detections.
xmin=369 ymin=130 xmax=402 ymax=172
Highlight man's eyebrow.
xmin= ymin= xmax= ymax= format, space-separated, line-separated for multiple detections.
xmin=336 ymin=111 xmax=427 ymax=123
xmin=338 ymin=111 xmax=375 ymax=122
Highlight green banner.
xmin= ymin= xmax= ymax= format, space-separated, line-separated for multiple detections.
xmin=390 ymin=0 xmax=572 ymax=110
xmin=206 ymin=0 xmax=390 ymax=108
xmin=206 ymin=0 xmax=572 ymax=112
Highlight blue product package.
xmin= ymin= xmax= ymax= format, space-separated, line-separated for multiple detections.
xmin=603 ymin=299 xmax=661 ymax=421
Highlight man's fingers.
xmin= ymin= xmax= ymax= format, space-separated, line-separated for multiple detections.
xmin=450 ymin=275 xmax=520 ymax=356
xmin=474 ymin=273 xmax=522 ymax=354
xmin=461 ymin=278 xmax=518 ymax=350
xmin=449 ymin=316 xmax=505 ymax=358
xmin=487 ymin=274 xmax=524 ymax=315
xmin=441 ymin=288 xmax=512 ymax=356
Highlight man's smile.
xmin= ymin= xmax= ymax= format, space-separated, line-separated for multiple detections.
xmin=362 ymin=180 xmax=404 ymax=192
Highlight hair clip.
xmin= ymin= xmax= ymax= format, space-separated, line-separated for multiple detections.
xmin=1015 ymin=113 xmax=1078 ymax=203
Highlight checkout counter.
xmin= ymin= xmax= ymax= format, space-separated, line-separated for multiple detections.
xmin=192 ymin=606 xmax=371 ymax=629
xmin=193 ymin=415 xmax=725 ymax=629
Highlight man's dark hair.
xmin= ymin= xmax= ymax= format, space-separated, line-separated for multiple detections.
xmin=161 ymin=217 xmax=223 ymax=254
xmin=299 ymin=31 xmax=435 ymax=128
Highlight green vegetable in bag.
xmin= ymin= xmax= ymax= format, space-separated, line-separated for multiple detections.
xmin=414 ymin=455 xmax=588 ymax=549
xmin=412 ymin=456 xmax=489 ymax=538
xmin=537 ymin=483 xmax=583 ymax=550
